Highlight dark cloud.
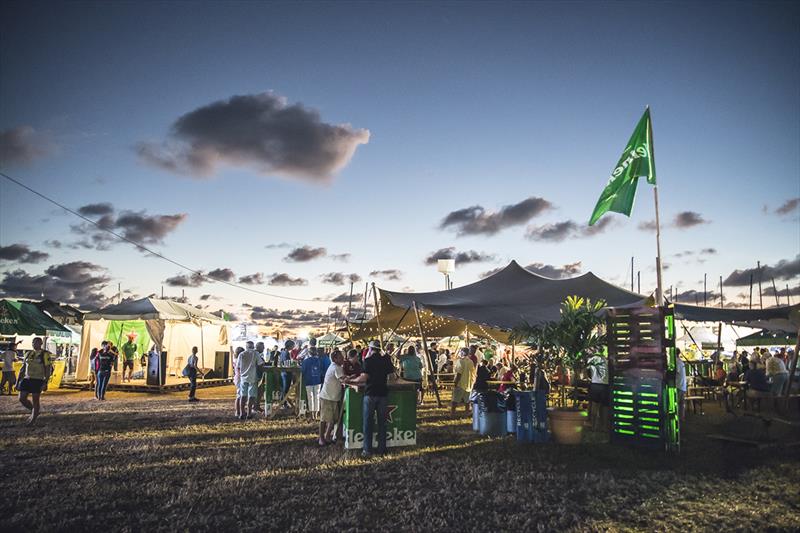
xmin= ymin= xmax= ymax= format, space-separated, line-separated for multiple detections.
xmin=675 ymin=248 xmax=716 ymax=259
xmin=249 ymin=307 xmax=327 ymax=325
xmin=638 ymin=220 xmax=657 ymax=232
xmin=320 ymin=272 xmax=362 ymax=285
xmin=44 ymin=240 xmax=62 ymax=249
xmin=136 ymin=92 xmax=369 ymax=181
xmin=0 ymin=126 xmax=52 ymax=165
xmin=0 ymin=243 xmax=49 ymax=264
xmin=775 ymin=198 xmax=800 ymax=216
xmin=525 ymin=218 xmax=614 ymax=242
xmin=674 ymin=211 xmax=709 ymax=228
xmin=424 ymin=247 xmax=496 ymax=265
xmin=762 ymin=285 xmax=800 ymax=298
xmin=701 ymin=248 xmax=717 ymax=255
xmin=207 ymin=268 xmax=235 ymax=282
xmin=440 ymin=197 xmax=553 ymax=236
xmin=268 ymin=273 xmax=308 ymax=286
xmin=0 ymin=261 xmax=111 ymax=308
xmin=199 ymin=294 xmax=220 ymax=301
xmin=77 ymin=203 xmax=114 ymax=216
xmin=331 ymin=292 xmax=364 ymax=303
xmin=479 ymin=267 xmax=504 ymax=279
xmin=674 ymin=250 xmax=694 ymax=258
xmin=164 ymin=272 xmax=205 ymax=287
xmin=674 ymin=289 xmax=719 ymax=303
xmin=723 ymin=256 xmax=800 ymax=286
xmin=285 ymin=246 xmax=327 ymax=262
xmin=525 ymin=261 xmax=582 ymax=279
xmin=238 ymin=272 xmax=265 ymax=285
xmin=370 ymin=269 xmax=403 ymax=281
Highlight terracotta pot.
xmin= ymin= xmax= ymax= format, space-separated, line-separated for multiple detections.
xmin=548 ymin=408 xmax=587 ymax=444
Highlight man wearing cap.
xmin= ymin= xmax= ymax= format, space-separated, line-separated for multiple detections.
xmin=348 ymin=341 xmax=397 ymax=457
xmin=1 ymin=340 xmax=20 ymax=395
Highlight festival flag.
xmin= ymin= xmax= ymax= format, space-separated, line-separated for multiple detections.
xmin=589 ymin=108 xmax=656 ymax=225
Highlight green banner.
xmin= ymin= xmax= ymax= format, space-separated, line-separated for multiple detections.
xmin=105 ymin=320 xmax=151 ymax=355
xmin=342 ymin=387 xmax=417 ymax=450
xmin=589 ymin=107 xmax=656 ymax=225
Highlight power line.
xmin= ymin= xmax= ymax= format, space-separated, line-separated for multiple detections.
xmin=0 ymin=171 xmax=333 ymax=303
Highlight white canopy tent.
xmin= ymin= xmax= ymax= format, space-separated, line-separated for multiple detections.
xmin=76 ymin=298 xmax=229 ymax=381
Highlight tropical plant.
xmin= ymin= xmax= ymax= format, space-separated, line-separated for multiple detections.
xmin=512 ymin=295 xmax=607 ymax=406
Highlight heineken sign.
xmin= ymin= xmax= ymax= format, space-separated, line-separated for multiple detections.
xmin=343 ymin=387 xmax=417 ymax=449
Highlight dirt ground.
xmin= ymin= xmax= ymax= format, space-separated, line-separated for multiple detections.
xmin=1 ymin=386 xmax=799 ymax=532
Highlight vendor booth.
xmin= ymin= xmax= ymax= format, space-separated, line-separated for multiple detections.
xmin=77 ymin=297 xmax=230 ymax=387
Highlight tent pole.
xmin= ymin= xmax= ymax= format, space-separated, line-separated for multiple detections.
xmin=771 ymin=278 xmax=780 ymax=307
xmin=653 ymin=185 xmax=665 ymax=306
xmin=757 ymin=261 xmax=763 ymax=309
xmin=200 ymin=322 xmax=205 ymax=381
xmin=384 ymin=306 xmax=413 ymax=356
xmin=371 ymin=283 xmax=384 ymax=351
xmin=784 ymin=325 xmax=800 ymax=399
xmin=413 ymin=301 xmax=441 ymax=408
xmin=704 ymin=274 xmax=707 ymax=306
xmin=749 ymin=274 xmax=753 ymax=309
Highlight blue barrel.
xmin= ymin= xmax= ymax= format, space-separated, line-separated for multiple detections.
xmin=515 ymin=391 xmax=549 ymax=442
xmin=479 ymin=411 xmax=505 ymax=437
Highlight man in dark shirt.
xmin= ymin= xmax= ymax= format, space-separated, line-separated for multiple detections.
xmin=348 ymin=343 xmax=396 ymax=457
xmin=744 ymin=361 xmax=770 ymax=392
xmin=473 ymin=359 xmax=490 ymax=393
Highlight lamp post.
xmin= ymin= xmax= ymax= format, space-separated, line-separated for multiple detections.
xmin=437 ymin=259 xmax=455 ymax=290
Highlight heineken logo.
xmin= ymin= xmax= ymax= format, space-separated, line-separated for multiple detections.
xmin=611 ymin=143 xmax=649 ymax=178
xmin=346 ymin=428 xmax=417 ymax=448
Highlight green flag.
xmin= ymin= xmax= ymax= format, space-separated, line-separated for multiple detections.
xmin=589 ymin=108 xmax=656 ymax=225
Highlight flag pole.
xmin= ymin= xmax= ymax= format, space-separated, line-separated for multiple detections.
xmin=653 ymin=185 xmax=664 ymax=305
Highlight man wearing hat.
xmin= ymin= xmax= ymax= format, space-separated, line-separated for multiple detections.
xmin=348 ymin=340 xmax=396 ymax=457
xmin=1 ymin=340 xmax=20 ymax=395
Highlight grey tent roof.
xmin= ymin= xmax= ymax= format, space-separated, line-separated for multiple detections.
xmin=351 ymin=261 xmax=645 ymax=340
xmin=84 ymin=297 xmax=224 ymax=323
xmin=672 ymin=302 xmax=800 ymax=332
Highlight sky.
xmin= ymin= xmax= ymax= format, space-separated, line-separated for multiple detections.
xmin=1 ymin=1 xmax=798 ymax=330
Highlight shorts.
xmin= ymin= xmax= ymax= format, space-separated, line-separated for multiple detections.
xmin=19 ymin=378 xmax=45 ymax=394
xmin=589 ymin=383 xmax=609 ymax=406
xmin=238 ymin=380 xmax=258 ymax=398
xmin=123 ymin=360 xmax=134 ymax=371
xmin=319 ymin=398 xmax=340 ymax=423
xmin=452 ymin=386 xmax=470 ymax=404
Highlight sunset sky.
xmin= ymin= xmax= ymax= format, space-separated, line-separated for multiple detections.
xmin=1 ymin=1 xmax=798 ymax=328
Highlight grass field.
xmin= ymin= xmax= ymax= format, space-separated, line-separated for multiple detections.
xmin=1 ymin=386 xmax=799 ymax=532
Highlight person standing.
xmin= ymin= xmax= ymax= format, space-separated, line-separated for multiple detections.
xmin=232 ymin=346 xmax=244 ymax=418
xmin=88 ymin=347 xmax=98 ymax=388
xmin=254 ymin=342 xmax=267 ymax=413
xmin=586 ymin=353 xmax=609 ymax=431
xmin=765 ymin=350 xmax=789 ymax=396
xmin=318 ymin=349 xmax=346 ymax=446
xmin=279 ymin=340 xmax=295 ymax=409
xmin=96 ymin=342 xmax=116 ymax=400
xmin=399 ymin=345 xmax=423 ymax=404
xmin=343 ymin=348 xmax=362 ymax=378
xmin=18 ymin=337 xmax=53 ymax=424
xmin=121 ymin=336 xmax=137 ymax=382
xmin=236 ymin=341 xmax=263 ymax=420
xmin=451 ymin=348 xmax=475 ymax=415
xmin=187 ymin=346 xmax=199 ymax=402
xmin=301 ymin=345 xmax=323 ymax=419
xmin=676 ymin=348 xmax=687 ymax=421
xmin=348 ymin=343 xmax=396 ymax=457
xmin=1 ymin=341 xmax=19 ymax=395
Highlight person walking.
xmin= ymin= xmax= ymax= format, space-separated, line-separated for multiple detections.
xmin=301 ymin=345 xmax=323 ymax=419
xmin=18 ymin=337 xmax=53 ymax=424
xmin=95 ymin=342 xmax=116 ymax=400
xmin=186 ymin=346 xmax=199 ymax=402
xmin=236 ymin=341 xmax=263 ymax=419
xmin=1 ymin=340 xmax=19 ymax=395
xmin=347 ymin=342 xmax=396 ymax=458
xmin=318 ymin=349 xmax=346 ymax=446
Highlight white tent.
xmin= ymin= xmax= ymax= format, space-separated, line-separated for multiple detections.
xmin=77 ymin=298 xmax=229 ymax=381
xmin=676 ymin=322 xmax=760 ymax=357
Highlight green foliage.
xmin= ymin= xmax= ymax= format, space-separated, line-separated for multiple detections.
xmin=511 ymin=295 xmax=607 ymax=375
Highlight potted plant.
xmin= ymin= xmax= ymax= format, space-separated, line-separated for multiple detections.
xmin=512 ymin=296 xmax=606 ymax=444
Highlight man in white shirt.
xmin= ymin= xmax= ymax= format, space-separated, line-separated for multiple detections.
xmin=318 ymin=350 xmax=346 ymax=446
xmin=765 ymin=351 xmax=789 ymax=396
xmin=236 ymin=341 xmax=264 ymax=419
xmin=586 ymin=354 xmax=609 ymax=432
xmin=1 ymin=341 xmax=19 ymax=395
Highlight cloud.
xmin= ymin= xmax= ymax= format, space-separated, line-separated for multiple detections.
xmin=136 ymin=92 xmax=369 ymax=182
xmin=265 ymin=242 xmax=295 ymax=249
xmin=674 ymin=211 xmax=709 ymax=228
xmin=164 ymin=272 xmax=205 ymax=287
xmin=331 ymin=292 xmax=364 ymax=303
xmin=370 ymin=269 xmax=403 ymax=281
xmin=284 ymin=245 xmax=327 ymax=262
xmin=762 ymin=285 xmax=800 ymax=298
xmin=723 ymin=255 xmax=800 ymax=286
xmin=44 ymin=240 xmax=62 ymax=249
xmin=320 ymin=272 xmax=362 ymax=285
xmin=440 ymin=197 xmax=553 ymax=236
xmin=424 ymin=247 xmax=496 ymax=265
xmin=638 ymin=220 xmax=657 ymax=232
xmin=199 ymin=294 xmax=220 ymax=301
xmin=675 ymin=248 xmax=716 ymax=259
xmin=268 ymin=273 xmax=307 ymax=286
xmin=0 ymin=126 xmax=53 ymax=165
xmin=238 ymin=272 xmax=265 ymax=285
xmin=330 ymin=253 xmax=351 ymax=262
xmin=0 ymin=261 xmax=111 ymax=308
xmin=77 ymin=203 xmax=114 ymax=216
xmin=0 ymin=243 xmax=49 ymax=264
xmin=674 ymin=289 xmax=719 ymax=303
xmin=207 ymin=268 xmax=235 ymax=282
xmin=701 ymin=248 xmax=717 ymax=255
xmin=248 ymin=306 xmax=328 ymax=325
xmin=525 ymin=261 xmax=582 ymax=279
xmin=525 ymin=218 xmax=615 ymax=242
xmin=775 ymin=198 xmax=800 ymax=216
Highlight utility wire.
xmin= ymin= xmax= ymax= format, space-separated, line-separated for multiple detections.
xmin=0 ymin=171 xmax=334 ymax=303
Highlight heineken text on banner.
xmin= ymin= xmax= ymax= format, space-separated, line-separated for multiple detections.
xmin=589 ymin=108 xmax=656 ymax=225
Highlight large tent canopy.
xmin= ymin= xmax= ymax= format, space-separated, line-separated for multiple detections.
xmin=77 ymin=297 xmax=228 ymax=381
xmin=351 ymin=261 xmax=646 ymax=342
xmin=0 ymin=299 xmax=71 ymax=337
xmin=672 ymin=302 xmax=800 ymax=332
